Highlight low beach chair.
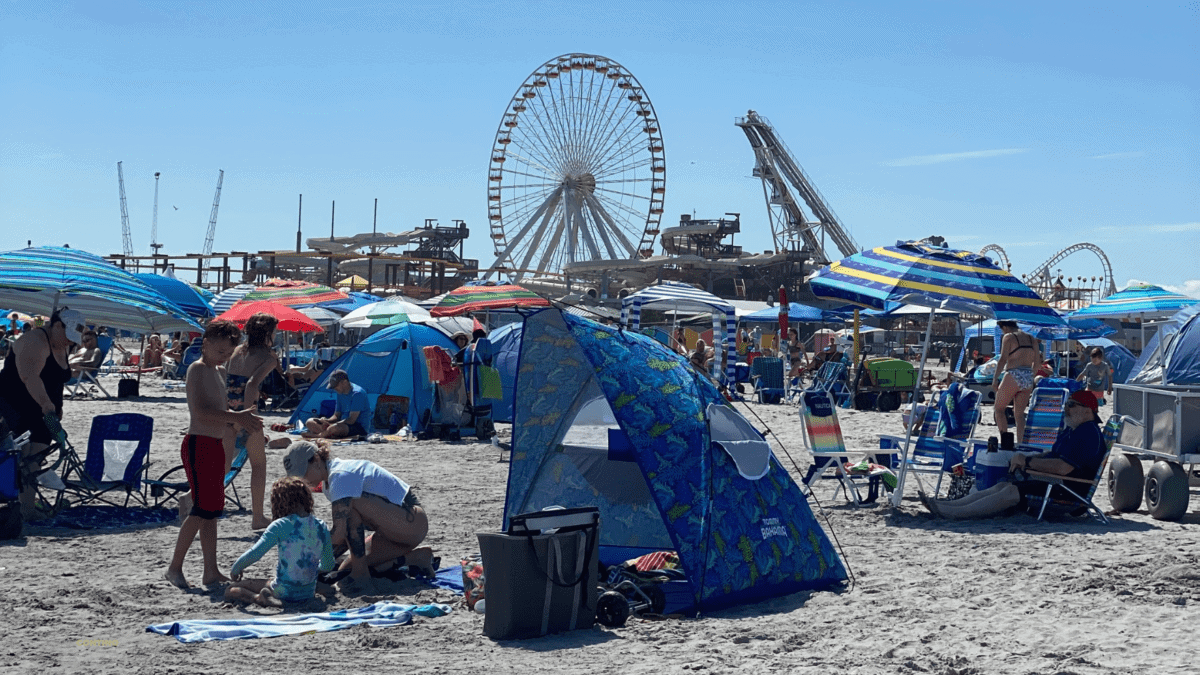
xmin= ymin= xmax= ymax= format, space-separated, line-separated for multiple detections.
xmin=66 ymin=340 xmax=113 ymax=399
xmin=146 ymin=444 xmax=250 ymax=512
xmin=1020 ymin=387 xmax=1069 ymax=453
xmin=879 ymin=383 xmax=981 ymax=497
xmin=1022 ymin=415 xmax=1134 ymax=523
xmin=163 ymin=343 xmax=203 ymax=380
xmin=750 ymin=356 xmax=785 ymax=404
xmin=799 ymin=390 xmax=865 ymax=504
xmin=53 ymin=413 xmax=154 ymax=509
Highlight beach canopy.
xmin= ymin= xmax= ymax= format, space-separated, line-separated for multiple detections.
xmin=506 ymin=309 xmax=846 ymax=611
xmin=1070 ymin=284 xmax=1198 ymax=320
xmin=0 ymin=246 xmax=201 ymax=334
xmin=809 ymin=240 xmax=1064 ymax=325
xmin=339 ymin=298 xmax=431 ymax=329
xmin=214 ymin=300 xmax=323 ymax=333
xmin=288 ymin=322 xmax=455 ymax=434
xmin=428 ymin=282 xmax=549 ymax=317
xmin=621 ymin=281 xmax=737 ymax=386
xmin=742 ymin=303 xmax=847 ymax=324
xmin=134 ymin=273 xmax=214 ymax=321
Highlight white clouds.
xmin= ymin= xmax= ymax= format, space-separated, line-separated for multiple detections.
xmin=1100 ymin=222 xmax=1200 ymax=234
xmin=1127 ymin=279 xmax=1200 ymax=298
xmin=881 ymin=148 xmax=1028 ymax=167
xmin=1091 ymin=151 xmax=1144 ymax=160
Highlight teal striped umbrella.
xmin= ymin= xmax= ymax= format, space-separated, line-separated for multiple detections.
xmin=1070 ymin=284 xmax=1197 ymax=321
xmin=0 ymin=246 xmax=201 ymax=333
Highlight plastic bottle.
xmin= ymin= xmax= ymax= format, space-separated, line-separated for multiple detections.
xmin=399 ymin=427 xmax=408 ymax=442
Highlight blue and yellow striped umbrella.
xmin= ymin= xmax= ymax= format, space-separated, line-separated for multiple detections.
xmin=0 ymin=246 xmax=201 ymax=333
xmin=1070 ymin=284 xmax=1197 ymax=321
xmin=809 ymin=240 xmax=1064 ymax=325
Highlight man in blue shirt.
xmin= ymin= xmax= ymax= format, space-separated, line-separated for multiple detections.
xmin=303 ymin=369 xmax=373 ymax=439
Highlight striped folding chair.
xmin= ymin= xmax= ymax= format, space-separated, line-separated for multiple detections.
xmin=799 ymin=390 xmax=866 ymax=504
xmin=1022 ymin=414 xmax=1136 ymax=523
xmin=880 ymin=383 xmax=981 ymax=497
xmin=750 ymin=357 xmax=785 ymax=404
xmin=1021 ymin=388 xmax=1069 ymax=453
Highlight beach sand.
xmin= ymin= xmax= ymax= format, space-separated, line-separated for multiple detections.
xmin=2 ymin=375 xmax=1197 ymax=674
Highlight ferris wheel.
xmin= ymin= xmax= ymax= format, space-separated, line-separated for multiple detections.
xmin=485 ymin=53 xmax=666 ymax=281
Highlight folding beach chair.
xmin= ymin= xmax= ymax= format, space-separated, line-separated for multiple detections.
xmin=879 ymin=383 xmax=981 ymax=497
xmin=163 ymin=342 xmax=202 ymax=380
xmin=810 ymin=361 xmax=851 ymax=407
xmin=259 ymin=369 xmax=308 ymax=411
xmin=48 ymin=413 xmax=154 ymax=509
xmin=146 ymin=444 xmax=250 ymax=512
xmin=1022 ymin=415 xmax=1136 ymax=523
xmin=1020 ymin=387 xmax=1069 ymax=453
xmin=750 ymin=357 xmax=785 ymax=404
xmin=66 ymin=339 xmax=113 ymax=399
xmin=799 ymin=390 xmax=866 ymax=504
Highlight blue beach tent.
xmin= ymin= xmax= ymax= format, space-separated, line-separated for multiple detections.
xmin=505 ymin=309 xmax=847 ymax=611
xmin=288 ymin=322 xmax=454 ymax=433
xmin=1130 ymin=313 xmax=1200 ymax=385
xmin=486 ymin=322 xmax=522 ymax=423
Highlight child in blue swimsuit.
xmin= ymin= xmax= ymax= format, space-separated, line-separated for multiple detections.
xmin=225 ymin=476 xmax=335 ymax=606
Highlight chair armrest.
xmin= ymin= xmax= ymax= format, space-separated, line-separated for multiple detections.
xmin=1021 ymin=469 xmax=1097 ymax=485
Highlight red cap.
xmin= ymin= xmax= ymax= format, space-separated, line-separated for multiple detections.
xmin=1069 ymin=390 xmax=1099 ymax=412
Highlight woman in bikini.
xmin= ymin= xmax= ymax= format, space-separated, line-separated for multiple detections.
xmin=992 ymin=319 xmax=1039 ymax=446
xmin=225 ymin=313 xmax=280 ymax=529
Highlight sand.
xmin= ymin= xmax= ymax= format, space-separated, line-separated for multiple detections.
xmin=2 ymin=373 xmax=1197 ymax=675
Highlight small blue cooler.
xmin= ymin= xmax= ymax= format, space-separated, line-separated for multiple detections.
xmin=972 ymin=449 xmax=1012 ymax=491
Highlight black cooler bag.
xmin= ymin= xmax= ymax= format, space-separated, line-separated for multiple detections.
xmin=477 ymin=507 xmax=599 ymax=640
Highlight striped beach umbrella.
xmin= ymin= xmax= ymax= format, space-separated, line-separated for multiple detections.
xmin=1070 ymin=284 xmax=1197 ymax=321
xmin=0 ymin=246 xmax=201 ymax=333
xmin=339 ymin=299 xmax=430 ymax=329
xmin=809 ymin=240 xmax=1062 ymax=506
xmin=809 ymin=240 xmax=1063 ymax=324
xmin=429 ymin=282 xmax=549 ymax=317
xmin=234 ymin=279 xmax=349 ymax=310
xmin=209 ymin=283 xmax=256 ymax=315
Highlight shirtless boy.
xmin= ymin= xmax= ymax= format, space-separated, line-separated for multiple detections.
xmin=164 ymin=321 xmax=262 ymax=590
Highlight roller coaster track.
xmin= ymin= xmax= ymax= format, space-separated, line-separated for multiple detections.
xmin=979 ymin=244 xmax=1011 ymax=270
xmin=1025 ymin=242 xmax=1117 ymax=298
xmin=736 ymin=111 xmax=858 ymax=265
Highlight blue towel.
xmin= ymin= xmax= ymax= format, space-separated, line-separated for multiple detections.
xmin=428 ymin=564 xmax=465 ymax=594
xmin=147 ymin=602 xmax=451 ymax=643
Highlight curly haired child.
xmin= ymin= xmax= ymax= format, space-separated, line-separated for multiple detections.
xmin=224 ymin=476 xmax=335 ymax=607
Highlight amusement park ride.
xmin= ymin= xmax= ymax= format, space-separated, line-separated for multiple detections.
xmin=981 ymin=242 xmax=1118 ymax=309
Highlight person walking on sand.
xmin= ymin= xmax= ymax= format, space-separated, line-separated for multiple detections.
xmin=284 ymin=440 xmax=435 ymax=594
xmin=164 ymin=321 xmax=262 ymax=590
xmin=225 ymin=313 xmax=280 ymax=529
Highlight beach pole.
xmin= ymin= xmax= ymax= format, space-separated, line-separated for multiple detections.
xmin=890 ymin=306 xmax=936 ymax=507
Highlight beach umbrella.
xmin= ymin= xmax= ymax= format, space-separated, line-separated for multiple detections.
xmin=209 ymin=283 xmax=257 ymax=314
xmin=297 ymin=306 xmax=343 ymax=328
xmin=339 ymin=298 xmax=430 ymax=329
xmin=0 ymin=246 xmax=201 ymax=334
xmin=233 ymin=279 xmax=350 ymax=310
xmin=778 ymin=286 xmax=789 ymax=342
xmin=808 ymin=239 xmax=1063 ymax=506
xmin=429 ymin=282 xmax=550 ymax=317
xmin=336 ymin=274 xmax=370 ymax=290
xmin=214 ymin=300 xmax=323 ymax=333
xmin=1070 ymin=284 xmax=1198 ymax=353
xmin=741 ymin=303 xmax=847 ymax=323
xmin=134 ymin=273 xmax=214 ymax=321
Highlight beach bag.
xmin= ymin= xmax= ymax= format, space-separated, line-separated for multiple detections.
xmin=477 ymin=507 xmax=599 ymax=640
xmin=461 ymin=554 xmax=486 ymax=611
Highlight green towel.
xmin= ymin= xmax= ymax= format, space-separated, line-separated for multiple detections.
xmin=479 ymin=366 xmax=503 ymax=400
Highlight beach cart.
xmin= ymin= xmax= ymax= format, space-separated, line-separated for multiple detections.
xmin=851 ymin=356 xmax=916 ymax=411
xmin=1106 ymin=383 xmax=1200 ymax=520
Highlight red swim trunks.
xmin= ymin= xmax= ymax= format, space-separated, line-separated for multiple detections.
xmin=180 ymin=434 xmax=225 ymax=519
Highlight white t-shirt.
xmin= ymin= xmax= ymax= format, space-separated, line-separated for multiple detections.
xmin=324 ymin=458 xmax=410 ymax=506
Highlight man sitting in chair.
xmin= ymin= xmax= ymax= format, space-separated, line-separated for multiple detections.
xmin=303 ymin=370 xmax=372 ymax=440
xmin=921 ymin=390 xmax=1107 ymax=519
xmin=68 ymin=330 xmax=103 ymax=379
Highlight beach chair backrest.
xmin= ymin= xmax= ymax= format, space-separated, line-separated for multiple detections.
xmin=84 ymin=413 xmax=153 ymax=487
xmin=1023 ymin=387 xmax=1068 ymax=452
xmin=800 ymin=391 xmax=846 ymax=457
xmin=938 ymin=384 xmax=981 ymax=442
xmin=812 ymin=361 xmax=846 ymax=393
xmin=180 ymin=345 xmax=203 ymax=371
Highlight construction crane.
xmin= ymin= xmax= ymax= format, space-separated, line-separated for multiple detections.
xmin=150 ymin=171 xmax=162 ymax=254
xmin=735 ymin=111 xmax=858 ymax=265
xmin=199 ymin=169 xmax=224 ymax=283
xmin=117 ymin=161 xmax=133 ymax=257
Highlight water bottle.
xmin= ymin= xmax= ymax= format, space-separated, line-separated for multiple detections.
xmin=399 ymin=427 xmax=408 ymax=442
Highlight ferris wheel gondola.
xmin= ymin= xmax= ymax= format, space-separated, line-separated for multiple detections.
xmin=484 ymin=53 xmax=666 ymax=282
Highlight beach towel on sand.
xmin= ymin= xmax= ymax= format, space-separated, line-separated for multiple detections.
xmin=147 ymin=602 xmax=451 ymax=643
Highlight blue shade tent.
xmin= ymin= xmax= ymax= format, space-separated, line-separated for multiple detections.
xmin=134 ymin=273 xmax=214 ymax=321
xmin=1129 ymin=303 xmax=1200 ymax=383
xmin=809 ymin=240 xmax=1062 ymax=506
xmin=0 ymin=246 xmax=201 ymax=334
xmin=506 ymin=309 xmax=846 ymax=611
xmin=486 ymin=322 xmax=522 ymax=423
xmin=742 ymin=303 xmax=847 ymax=323
xmin=288 ymin=322 xmax=455 ymax=434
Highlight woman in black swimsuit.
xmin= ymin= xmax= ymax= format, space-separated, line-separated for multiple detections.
xmin=0 ymin=309 xmax=85 ymax=519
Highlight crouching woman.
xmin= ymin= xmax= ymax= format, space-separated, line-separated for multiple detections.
xmin=283 ymin=441 xmax=435 ymax=593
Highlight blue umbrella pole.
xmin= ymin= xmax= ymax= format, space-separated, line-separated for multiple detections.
xmin=891 ymin=306 xmax=937 ymax=507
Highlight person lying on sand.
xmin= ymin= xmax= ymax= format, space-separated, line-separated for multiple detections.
xmin=283 ymin=440 xmax=435 ymax=595
xmin=225 ymin=476 xmax=335 ymax=607
xmin=920 ymin=391 xmax=1106 ymax=519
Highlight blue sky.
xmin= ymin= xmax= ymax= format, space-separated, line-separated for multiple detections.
xmin=2 ymin=1 xmax=1196 ymax=294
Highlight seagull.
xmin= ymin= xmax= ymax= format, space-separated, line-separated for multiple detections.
xmin=172 ymin=205 xmax=179 ymax=210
